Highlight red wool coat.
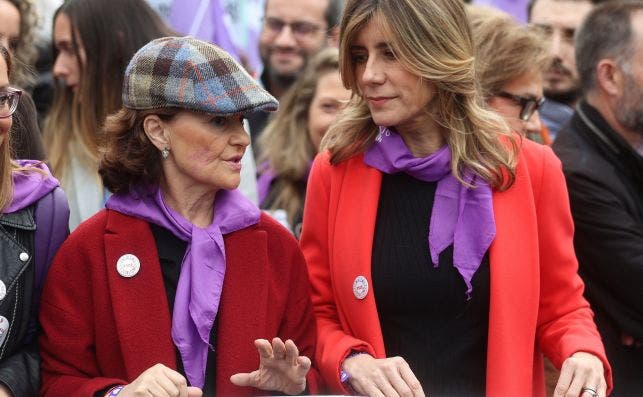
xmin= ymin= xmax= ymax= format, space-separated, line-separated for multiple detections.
xmin=300 ymin=139 xmax=612 ymax=396
xmin=39 ymin=210 xmax=321 ymax=396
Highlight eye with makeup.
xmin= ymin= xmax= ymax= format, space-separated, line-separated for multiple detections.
xmin=209 ymin=115 xmax=244 ymax=129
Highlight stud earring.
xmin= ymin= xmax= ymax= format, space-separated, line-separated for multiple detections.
xmin=161 ymin=147 xmax=170 ymax=159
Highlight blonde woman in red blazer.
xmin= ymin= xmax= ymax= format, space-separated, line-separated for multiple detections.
xmin=299 ymin=1 xmax=611 ymax=396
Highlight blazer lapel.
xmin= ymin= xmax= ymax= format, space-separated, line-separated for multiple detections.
xmin=333 ymin=156 xmax=386 ymax=356
xmin=104 ymin=211 xmax=177 ymax=380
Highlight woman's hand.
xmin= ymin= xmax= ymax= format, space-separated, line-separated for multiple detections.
xmin=118 ymin=364 xmax=202 ymax=397
xmin=230 ymin=338 xmax=310 ymax=395
xmin=342 ymin=354 xmax=424 ymax=397
xmin=553 ymin=352 xmax=606 ymax=397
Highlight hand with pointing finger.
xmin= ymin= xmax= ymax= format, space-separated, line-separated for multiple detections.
xmin=230 ymin=338 xmax=310 ymax=395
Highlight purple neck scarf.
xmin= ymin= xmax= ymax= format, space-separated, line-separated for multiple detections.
xmin=364 ymin=127 xmax=495 ymax=297
xmin=106 ymin=186 xmax=260 ymax=388
xmin=4 ymin=160 xmax=60 ymax=213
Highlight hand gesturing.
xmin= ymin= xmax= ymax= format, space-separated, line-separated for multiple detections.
xmin=230 ymin=338 xmax=310 ymax=395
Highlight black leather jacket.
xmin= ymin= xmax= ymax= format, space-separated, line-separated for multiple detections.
xmin=0 ymin=205 xmax=39 ymax=397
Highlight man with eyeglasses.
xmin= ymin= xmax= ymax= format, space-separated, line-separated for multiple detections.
xmin=248 ymin=0 xmax=343 ymax=144
xmin=528 ymin=0 xmax=600 ymax=140
xmin=553 ymin=2 xmax=643 ymax=395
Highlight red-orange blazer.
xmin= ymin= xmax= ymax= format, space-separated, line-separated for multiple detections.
xmin=300 ymin=139 xmax=612 ymax=396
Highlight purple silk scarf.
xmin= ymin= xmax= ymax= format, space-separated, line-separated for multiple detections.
xmin=5 ymin=160 xmax=59 ymax=213
xmin=106 ymin=186 xmax=260 ymax=388
xmin=364 ymin=127 xmax=495 ymax=297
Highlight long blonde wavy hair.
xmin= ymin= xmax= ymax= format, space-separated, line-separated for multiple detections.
xmin=258 ymin=48 xmax=341 ymax=224
xmin=322 ymin=0 xmax=518 ymax=189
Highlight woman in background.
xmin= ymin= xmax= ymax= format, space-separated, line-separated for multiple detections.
xmin=44 ymin=0 xmax=173 ymax=229
xmin=257 ymin=48 xmax=350 ymax=235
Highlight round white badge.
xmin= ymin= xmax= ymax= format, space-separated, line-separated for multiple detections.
xmin=353 ymin=276 xmax=369 ymax=300
xmin=0 ymin=281 xmax=5 ymax=301
xmin=19 ymin=252 xmax=29 ymax=262
xmin=0 ymin=316 xmax=9 ymax=346
xmin=116 ymin=254 xmax=141 ymax=278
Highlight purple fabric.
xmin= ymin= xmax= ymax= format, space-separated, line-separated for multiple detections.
xmin=473 ymin=0 xmax=529 ymax=23
xmin=256 ymin=161 xmax=277 ymax=205
xmin=169 ymin=0 xmax=239 ymax=61
xmin=364 ymin=127 xmax=495 ymax=297
xmin=106 ymin=186 xmax=260 ymax=388
xmin=5 ymin=160 xmax=60 ymax=213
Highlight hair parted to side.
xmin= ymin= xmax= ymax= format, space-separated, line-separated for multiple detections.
xmin=44 ymin=0 xmax=174 ymax=184
xmin=99 ymin=108 xmax=178 ymax=195
xmin=576 ymin=0 xmax=643 ymax=94
xmin=468 ymin=5 xmax=550 ymax=98
xmin=258 ymin=47 xmax=341 ymax=224
xmin=322 ymin=0 xmax=518 ymax=189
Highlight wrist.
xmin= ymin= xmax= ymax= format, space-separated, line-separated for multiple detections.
xmin=104 ymin=385 xmax=125 ymax=397
xmin=340 ymin=351 xmax=370 ymax=383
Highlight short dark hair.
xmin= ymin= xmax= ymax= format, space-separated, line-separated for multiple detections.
xmin=575 ymin=0 xmax=643 ymax=93
xmin=99 ymin=108 xmax=179 ymax=194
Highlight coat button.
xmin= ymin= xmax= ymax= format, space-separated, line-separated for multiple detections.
xmin=0 ymin=316 xmax=9 ymax=346
xmin=0 ymin=281 xmax=5 ymax=300
xmin=19 ymin=252 xmax=29 ymax=262
xmin=353 ymin=275 xmax=369 ymax=300
xmin=117 ymin=254 xmax=140 ymax=278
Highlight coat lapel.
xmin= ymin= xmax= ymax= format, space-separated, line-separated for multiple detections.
xmin=333 ymin=156 xmax=386 ymax=356
xmin=487 ymin=159 xmax=540 ymax=395
xmin=104 ymin=211 xmax=177 ymax=380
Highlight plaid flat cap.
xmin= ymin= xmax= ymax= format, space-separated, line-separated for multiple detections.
xmin=123 ymin=36 xmax=278 ymax=115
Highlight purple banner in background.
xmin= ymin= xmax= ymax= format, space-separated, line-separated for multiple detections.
xmin=473 ymin=0 xmax=530 ymax=23
xmin=170 ymin=0 xmax=240 ymax=60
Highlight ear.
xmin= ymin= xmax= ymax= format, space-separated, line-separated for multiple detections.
xmin=326 ymin=26 xmax=340 ymax=48
xmin=595 ymin=59 xmax=623 ymax=98
xmin=143 ymin=114 xmax=170 ymax=151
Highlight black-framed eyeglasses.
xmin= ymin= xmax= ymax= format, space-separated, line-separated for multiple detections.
xmin=0 ymin=88 xmax=22 ymax=119
xmin=495 ymin=91 xmax=545 ymax=121
xmin=263 ymin=17 xmax=324 ymax=40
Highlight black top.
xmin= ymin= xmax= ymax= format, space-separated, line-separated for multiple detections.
xmin=372 ymin=172 xmax=490 ymax=397
xmin=553 ymin=100 xmax=643 ymax=395
xmin=150 ymin=223 xmax=218 ymax=396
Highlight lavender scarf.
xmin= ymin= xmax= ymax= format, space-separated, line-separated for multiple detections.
xmin=106 ymin=186 xmax=260 ymax=388
xmin=4 ymin=160 xmax=59 ymax=213
xmin=364 ymin=127 xmax=495 ymax=297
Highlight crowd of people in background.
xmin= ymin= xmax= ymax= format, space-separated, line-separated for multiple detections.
xmin=0 ymin=0 xmax=640 ymax=396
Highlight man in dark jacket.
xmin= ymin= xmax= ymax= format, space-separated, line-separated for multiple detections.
xmin=552 ymin=1 xmax=643 ymax=395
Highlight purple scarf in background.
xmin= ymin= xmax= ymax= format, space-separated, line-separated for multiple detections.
xmin=4 ymin=160 xmax=59 ymax=213
xmin=106 ymin=186 xmax=260 ymax=388
xmin=364 ymin=127 xmax=495 ymax=297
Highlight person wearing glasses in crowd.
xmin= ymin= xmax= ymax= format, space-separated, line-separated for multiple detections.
xmin=299 ymin=0 xmax=612 ymax=396
xmin=0 ymin=45 xmax=69 ymax=397
xmin=38 ymin=37 xmax=320 ymax=397
xmin=248 ymin=0 xmax=343 ymax=145
xmin=468 ymin=6 xmax=551 ymax=144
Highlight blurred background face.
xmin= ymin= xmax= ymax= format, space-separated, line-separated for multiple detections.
xmin=259 ymin=0 xmax=329 ymax=86
xmin=53 ymin=12 xmax=85 ymax=92
xmin=307 ymin=70 xmax=350 ymax=151
xmin=530 ymin=0 xmax=592 ymax=104
xmin=487 ymin=70 xmax=544 ymax=137
xmin=0 ymin=0 xmax=20 ymax=54
xmin=0 ymin=55 xmax=11 ymax=145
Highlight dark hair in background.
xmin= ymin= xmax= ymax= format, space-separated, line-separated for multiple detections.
xmin=11 ymin=92 xmax=46 ymax=160
xmin=99 ymin=108 xmax=178 ymax=194
xmin=326 ymin=0 xmax=345 ymax=28
xmin=44 ymin=0 xmax=175 ymax=180
xmin=575 ymin=0 xmax=643 ymax=93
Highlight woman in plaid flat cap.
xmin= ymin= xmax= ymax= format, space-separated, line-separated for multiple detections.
xmin=38 ymin=37 xmax=321 ymax=397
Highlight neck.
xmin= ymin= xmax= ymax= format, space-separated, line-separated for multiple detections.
xmin=161 ymin=178 xmax=217 ymax=229
xmin=587 ymin=93 xmax=642 ymax=149
xmin=396 ymin=117 xmax=446 ymax=157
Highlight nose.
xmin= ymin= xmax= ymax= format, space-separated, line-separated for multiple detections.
xmin=231 ymin=125 xmax=251 ymax=148
xmin=549 ymin=31 xmax=563 ymax=60
xmin=52 ymin=53 xmax=68 ymax=80
xmin=273 ymin=24 xmax=297 ymax=48
xmin=524 ymin=110 xmax=543 ymax=137
xmin=361 ymin=56 xmax=385 ymax=85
